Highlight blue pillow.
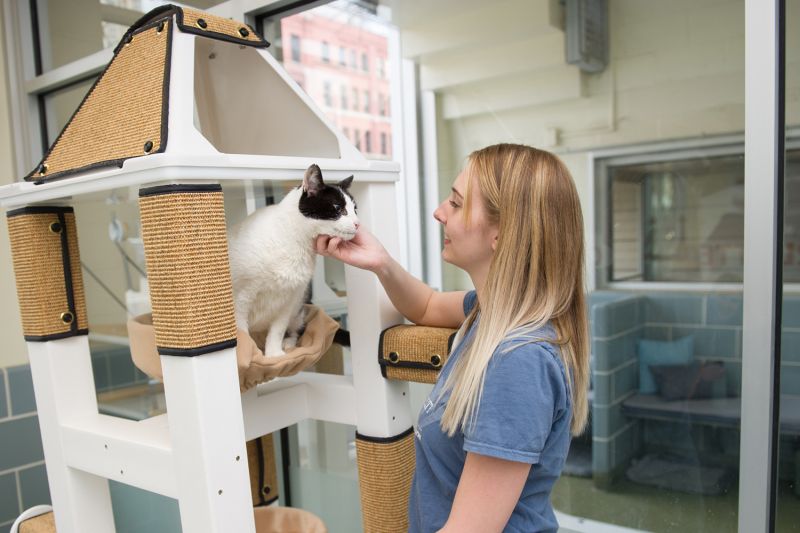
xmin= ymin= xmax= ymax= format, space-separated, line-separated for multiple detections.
xmin=637 ymin=336 xmax=694 ymax=394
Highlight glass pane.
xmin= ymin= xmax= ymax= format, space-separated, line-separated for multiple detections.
xmin=386 ymin=0 xmax=745 ymax=530
xmin=42 ymin=77 xmax=97 ymax=146
xmin=608 ymin=153 xmax=745 ymax=283
xmin=33 ymin=0 xmax=222 ymax=72
xmin=261 ymin=1 xmax=394 ymax=161
xmin=777 ymin=0 xmax=800 ymax=529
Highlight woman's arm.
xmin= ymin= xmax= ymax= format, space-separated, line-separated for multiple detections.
xmin=316 ymin=230 xmax=467 ymax=328
xmin=437 ymin=453 xmax=531 ymax=533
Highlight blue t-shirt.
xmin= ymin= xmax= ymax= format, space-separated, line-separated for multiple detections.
xmin=408 ymin=291 xmax=572 ymax=533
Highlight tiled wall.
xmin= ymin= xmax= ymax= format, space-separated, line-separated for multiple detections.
xmin=591 ymin=291 xmax=800 ymax=486
xmin=0 ymin=343 xmax=147 ymax=530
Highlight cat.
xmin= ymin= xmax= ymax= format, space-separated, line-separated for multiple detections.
xmin=228 ymin=164 xmax=359 ymax=356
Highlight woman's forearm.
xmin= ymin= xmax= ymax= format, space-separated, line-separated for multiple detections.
xmin=372 ymin=253 xmax=435 ymax=324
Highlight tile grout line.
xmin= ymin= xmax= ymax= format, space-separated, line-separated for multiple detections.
xmin=15 ymin=469 xmax=23 ymax=517
xmin=3 ymin=369 xmax=11 ymax=420
xmin=0 ymin=460 xmax=47 ymax=478
xmin=0 ymin=411 xmax=39 ymax=424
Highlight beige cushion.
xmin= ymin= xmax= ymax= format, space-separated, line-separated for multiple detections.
xmin=128 ymin=304 xmax=339 ymax=392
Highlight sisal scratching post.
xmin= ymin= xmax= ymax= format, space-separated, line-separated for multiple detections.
xmin=378 ymin=325 xmax=457 ymax=384
xmin=247 ymin=434 xmax=280 ymax=506
xmin=6 ymin=206 xmax=88 ymax=341
xmin=355 ymin=427 xmax=415 ymax=533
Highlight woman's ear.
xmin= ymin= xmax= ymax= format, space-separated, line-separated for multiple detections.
xmin=490 ymin=228 xmax=499 ymax=251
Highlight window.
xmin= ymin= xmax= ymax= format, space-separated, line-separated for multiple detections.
xmin=380 ymin=132 xmax=387 ymax=155
xmin=291 ymin=34 xmax=301 ymax=62
xmin=365 ymin=131 xmax=371 ymax=153
xmin=378 ymin=94 xmax=385 ymax=116
xmin=340 ymin=86 xmax=348 ymax=109
xmin=362 ymin=53 xmax=369 ymax=73
xmin=339 ymin=46 xmax=346 ymax=66
xmin=350 ymin=49 xmax=357 ymax=69
xmin=343 ymin=127 xmax=349 ymax=138
xmin=363 ymin=91 xmax=370 ymax=113
xmin=323 ymin=81 xmax=332 ymax=107
xmin=378 ymin=58 xmax=385 ymax=78
xmin=352 ymin=88 xmax=359 ymax=110
xmin=354 ymin=129 xmax=361 ymax=149
xmin=321 ymin=41 xmax=329 ymax=63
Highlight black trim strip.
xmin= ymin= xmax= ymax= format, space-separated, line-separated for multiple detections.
xmin=157 ymin=338 xmax=237 ymax=357
xmin=378 ymin=358 xmax=444 ymax=371
xmin=58 ymin=212 xmax=77 ymax=334
xmin=355 ymin=426 xmax=414 ymax=444
xmin=769 ymin=0 xmax=786 ymax=528
xmin=25 ymin=329 xmax=89 ymax=342
xmin=7 ymin=206 xmax=74 ymax=217
xmin=255 ymin=437 xmax=267 ymax=506
xmin=29 ymin=0 xmax=43 ymax=76
xmin=280 ymin=428 xmax=291 ymax=507
xmin=139 ymin=183 xmax=223 ymax=197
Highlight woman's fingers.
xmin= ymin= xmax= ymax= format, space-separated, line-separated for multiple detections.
xmin=326 ymin=237 xmax=342 ymax=255
xmin=315 ymin=235 xmax=330 ymax=255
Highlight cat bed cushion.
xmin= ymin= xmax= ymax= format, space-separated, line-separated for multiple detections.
xmin=128 ymin=304 xmax=339 ymax=391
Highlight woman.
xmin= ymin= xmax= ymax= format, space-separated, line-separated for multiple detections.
xmin=316 ymin=143 xmax=589 ymax=533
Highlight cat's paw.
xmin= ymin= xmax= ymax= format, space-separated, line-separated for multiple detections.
xmin=282 ymin=336 xmax=298 ymax=351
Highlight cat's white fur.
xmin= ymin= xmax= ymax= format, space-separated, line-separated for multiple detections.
xmin=228 ymin=177 xmax=358 ymax=356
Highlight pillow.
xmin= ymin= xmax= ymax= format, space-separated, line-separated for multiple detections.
xmin=637 ymin=336 xmax=694 ymax=394
xmin=649 ymin=361 xmax=727 ymax=401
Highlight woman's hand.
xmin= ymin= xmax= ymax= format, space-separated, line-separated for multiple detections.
xmin=315 ymin=227 xmax=390 ymax=273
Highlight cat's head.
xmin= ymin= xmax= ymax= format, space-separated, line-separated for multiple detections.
xmin=298 ymin=164 xmax=359 ymax=240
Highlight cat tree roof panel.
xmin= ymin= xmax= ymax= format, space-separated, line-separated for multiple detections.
xmin=0 ymin=4 xmax=398 ymax=208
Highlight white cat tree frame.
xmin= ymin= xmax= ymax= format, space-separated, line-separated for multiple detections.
xmin=1 ymin=7 xmax=414 ymax=533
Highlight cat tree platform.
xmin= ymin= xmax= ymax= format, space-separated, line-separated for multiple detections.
xmin=1 ymin=5 xmax=415 ymax=533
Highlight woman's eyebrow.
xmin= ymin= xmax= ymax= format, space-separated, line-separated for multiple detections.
xmin=451 ymin=187 xmax=463 ymax=199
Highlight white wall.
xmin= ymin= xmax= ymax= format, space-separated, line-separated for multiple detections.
xmin=0 ymin=5 xmax=28 ymax=367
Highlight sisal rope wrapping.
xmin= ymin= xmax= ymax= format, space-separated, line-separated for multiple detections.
xmin=380 ymin=325 xmax=456 ymax=384
xmin=246 ymin=434 xmax=280 ymax=506
xmin=355 ymin=429 xmax=415 ymax=533
xmin=138 ymin=189 xmax=236 ymax=353
xmin=181 ymin=7 xmax=264 ymax=45
xmin=7 ymin=210 xmax=88 ymax=339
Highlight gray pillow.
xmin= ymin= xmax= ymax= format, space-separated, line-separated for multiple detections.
xmin=649 ymin=361 xmax=726 ymax=401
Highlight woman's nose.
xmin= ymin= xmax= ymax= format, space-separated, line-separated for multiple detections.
xmin=433 ymin=204 xmax=445 ymax=225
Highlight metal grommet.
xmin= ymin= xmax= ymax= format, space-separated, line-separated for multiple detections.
xmin=60 ymin=311 xmax=74 ymax=324
xmin=262 ymin=485 xmax=271 ymax=495
xmin=238 ymin=27 xmax=249 ymax=37
xmin=49 ymin=221 xmax=63 ymax=234
xmin=431 ymin=354 xmax=442 ymax=368
xmin=196 ymin=18 xmax=207 ymax=29
xmin=144 ymin=140 xmax=154 ymax=153
xmin=38 ymin=163 xmax=48 ymax=176
xmin=124 ymin=34 xmax=133 ymax=46
xmin=388 ymin=351 xmax=399 ymax=363
xmin=157 ymin=21 xmax=165 ymax=33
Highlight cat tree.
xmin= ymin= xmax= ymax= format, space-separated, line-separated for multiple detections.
xmin=1 ymin=6 xmax=427 ymax=532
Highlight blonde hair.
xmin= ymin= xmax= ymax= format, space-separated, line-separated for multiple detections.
xmin=439 ymin=144 xmax=590 ymax=437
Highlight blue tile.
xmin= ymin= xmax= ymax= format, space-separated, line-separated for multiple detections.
xmin=108 ymin=351 xmax=136 ymax=388
xmin=615 ymin=298 xmax=643 ymax=334
xmin=672 ymin=326 xmax=739 ymax=358
xmin=724 ymin=361 xmax=742 ymax=397
xmin=643 ymin=325 xmax=672 ymax=341
xmin=19 ymin=464 xmax=50 ymax=509
xmin=780 ymin=364 xmax=800 ymax=396
xmin=0 ymin=473 xmax=19 ymax=524
xmin=592 ymin=439 xmax=612 ymax=473
xmin=707 ymin=295 xmax=743 ymax=326
xmin=645 ymin=294 xmax=703 ymax=324
xmin=92 ymin=355 xmax=111 ymax=392
xmin=613 ymin=362 xmax=638 ymax=399
xmin=593 ymin=403 xmax=626 ymax=438
xmin=0 ymin=370 xmax=7 ymax=419
xmin=591 ymin=303 xmax=613 ymax=338
xmin=593 ymin=373 xmax=611 ymax=404
xmin=593 ymin=330 xmax=639 ymax=372
xmin=613 ymin=424 xmax=639 ymax=467
xmin=783 ymin=297 xmax=800 ymax=328
xmin=782 ymin=330 xmax=800 ymax=363
xmin=110 ymin=480 xmax=181 ymax=533
xmin=8 ymin=365 xmax=36 ymax=415
xmin=0 ymin=416 xmax=44 ymax=471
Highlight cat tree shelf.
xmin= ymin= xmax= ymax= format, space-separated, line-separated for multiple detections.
xmin=2 ymin=6 xmax=414 ymax=533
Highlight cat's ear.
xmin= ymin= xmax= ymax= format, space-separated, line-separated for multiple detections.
xmin=338 ymin=175 xmax=354 ymax=191
xmin=303 ymin=164 xmax=324 ymax=196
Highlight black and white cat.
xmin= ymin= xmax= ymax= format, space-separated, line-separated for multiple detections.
xmin=228 ymin=164 xmax=358 ymax=356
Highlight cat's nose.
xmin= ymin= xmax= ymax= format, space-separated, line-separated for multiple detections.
xmin=354 ymin=221 xmax=360 ymax=230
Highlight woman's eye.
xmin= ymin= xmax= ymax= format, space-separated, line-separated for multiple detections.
xmin=449 ymin=200 xmax=460 ymax=208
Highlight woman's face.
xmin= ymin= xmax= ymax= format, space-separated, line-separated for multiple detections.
xmin=433 ymin=168 xmax=498 ymax=274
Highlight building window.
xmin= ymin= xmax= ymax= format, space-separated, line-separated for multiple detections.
xmin=361 ymin=53 xmax=369 ymax=73
xmin=365 ymin=131 xmax=372 ymax=152
xmin=378 ymin=58 xmax=385 ymax=78
xmin=321 ymin=41 xmax=329 ymax=63
xmin=354 ymin=129 xmax=361 ymax=149
xmin=364 ymin=91 xmax=370 ymax=113
xmin=323 ymin=81 xmax=332 ymax=107
xmin=380 ymin=132 xmax=387 ymax=155
xmin=340 ymin=85 xmax=348 ymax=109
xmin=343 ymin=127 xmax=349 ymax=138
xmin=596 ymin=149 xmax=799 ymax=284
xmin=378 ymin=94 xmax=385 ymax=116
xmin=339 ymin=46 xmax=346 ymax=66
xmin=352 ymin=88 xmax=359 ymax=110
xmin=290 ymin=34 xmax=301 ymax=62
xmin=350 ymin=49 xmax=357 ymax=69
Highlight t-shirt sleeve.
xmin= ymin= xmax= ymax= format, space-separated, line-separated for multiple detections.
xmin=463 ymin=290 xmax=478 ymax=315
xmin=463 ymin=342 xmax=568 ymax=464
